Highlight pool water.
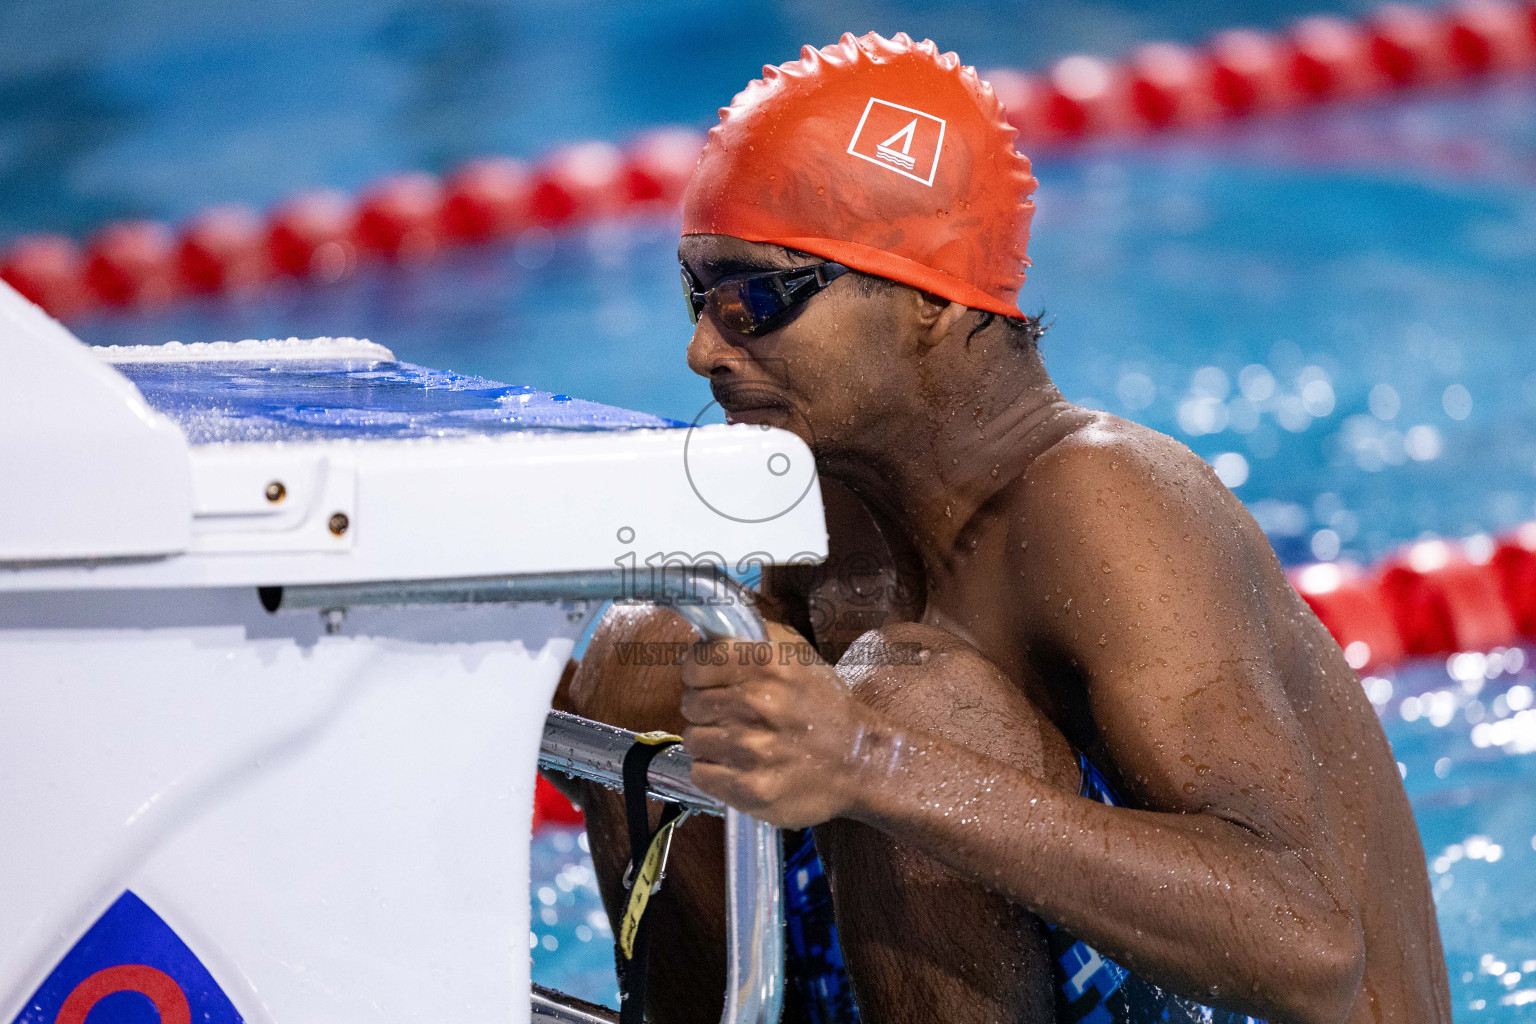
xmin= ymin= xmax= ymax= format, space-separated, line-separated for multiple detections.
xmin=0 ymin=0 xmax=1444 ymax=241
xmin=528 ymin=828 xmax=620 ymax=1009
xmin=1391 ymin=654 xmax=1536 ymax=1016
xmin=5 ymin=0 xmax=1536 ymax=1017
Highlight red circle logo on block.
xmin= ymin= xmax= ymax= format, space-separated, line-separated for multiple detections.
xmin=56 ymin=964 xmax=191 ymax=1024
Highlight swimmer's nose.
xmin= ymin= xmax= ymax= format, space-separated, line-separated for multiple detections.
xmin=686 ymin=320 xmax=751 ymax=379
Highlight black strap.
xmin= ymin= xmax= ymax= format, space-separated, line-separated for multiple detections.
xmin=617 ymin=733 xmax=685 ymax=1024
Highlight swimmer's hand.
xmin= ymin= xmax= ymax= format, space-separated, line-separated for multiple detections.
xmin=679 ymin=622 xmax=868 ymax=829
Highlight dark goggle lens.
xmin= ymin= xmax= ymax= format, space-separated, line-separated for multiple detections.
xmin=711 ymin=276 xmax=793 ymax=335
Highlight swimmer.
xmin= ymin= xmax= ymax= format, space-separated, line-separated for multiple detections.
xmin=553 ymin=31 xmax=1450 ymax=1024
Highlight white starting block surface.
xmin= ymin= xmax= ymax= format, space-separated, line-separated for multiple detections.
xmin=0 ymin=282 xmax=826 ymax=1024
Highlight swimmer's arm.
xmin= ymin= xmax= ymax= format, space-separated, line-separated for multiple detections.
xmin=682 ymin=437 xmax=1365 ymax=1024
xmin=839 ymin=720 xmax=1363 ymax=1024
xmin=685 ymin=645 xmax=1364 ymax=1024
xmin=866 ymin=439 xmax=1363 ymax=1023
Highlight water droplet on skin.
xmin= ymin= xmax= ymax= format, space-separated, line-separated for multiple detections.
xmin=1101 ymin=561 xmax=1112 ymax=573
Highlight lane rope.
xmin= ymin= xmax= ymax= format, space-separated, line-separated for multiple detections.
xmin=4 ymin=0 xmax=1532 ymax=321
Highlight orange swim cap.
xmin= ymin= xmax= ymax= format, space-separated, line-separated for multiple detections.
xmin=683 ymin=31 xmax=1038 ymax=319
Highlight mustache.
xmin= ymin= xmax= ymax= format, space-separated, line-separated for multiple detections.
xmin=710 ymin=379 xmax=793 ymax=412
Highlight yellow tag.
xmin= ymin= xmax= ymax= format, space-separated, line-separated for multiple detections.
xmin=619 ymin=818 xmax=680 ymax=959
xmin=634 ymin=731 xmax=683 ymax=746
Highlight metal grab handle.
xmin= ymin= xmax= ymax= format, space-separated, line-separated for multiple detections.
xmin=720 ymin=808 xmax=783 ymax=1024
xmin=261 ymin=565 xmax=771 ymax=626
xmin=539 ymin=711 xmax=784 ymax=1024
xmin=536 ymin=573 xmax=783 ymax=1024
xmin=532 ymin=984 xmax=619 ymax=1024
xmin=541 ymin=710 xmax=723 ymax=812
xmin=259 ymin=567 xmax=785 ymax=1024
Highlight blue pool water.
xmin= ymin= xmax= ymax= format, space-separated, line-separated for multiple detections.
xmin=5 ymin=0 xmax=1536 ymax=1017
xmin=0 ymin=0 xmax=1442 ymax=241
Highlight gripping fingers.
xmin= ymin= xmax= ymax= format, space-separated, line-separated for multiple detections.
xmin=682 ymin=679 xmax=786 ymax=727
xmin=681 ymin=640 xmax=738 ymax=689
xmin=683 ymin=724 xmax=771 ymax=771
xmin=679 ymin=685 xmax=747 ymax=727
xmin=687 ymin=762 xmax=763 ymax=814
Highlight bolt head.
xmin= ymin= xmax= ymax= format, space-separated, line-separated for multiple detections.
xmin=328 ymin=512 xmax=350 ymax=536
xmin=265 ymin=480 xmax=286 ymax=503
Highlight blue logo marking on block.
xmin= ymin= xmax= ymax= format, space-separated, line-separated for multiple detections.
xmin=9 ymin=891 xmax=243 ymax=1024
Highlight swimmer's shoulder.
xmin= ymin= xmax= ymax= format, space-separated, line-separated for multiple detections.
xmin=1008 ymin=408 xmax=1264 ymax=562
xmin=1013 ymin=408 xmax=1222 ymax=509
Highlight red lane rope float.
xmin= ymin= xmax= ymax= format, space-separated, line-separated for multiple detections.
xmin=267 ymin=189 xmax=358 ymax=283
xmin=1446 ymin=0 xmax=1536 ymax=72
xmin=1124 ymin=43 xmax=1220 ymax=128
xmin=1289 ymin=15 xmax=1380 ymax=101
xmin=4 ymin=0 xmax=1535 ymax=323
xmin=0 ymin=126 xmax=706 ymax=321
xmin=355 ymin=171 xmax=446 ymax=262
xmin=530 ymin=141 xmax=626 ymax=228
xmin=442 ymin=157 xmax=535 ymax=243
xmin=1208 ymin=28 xmax=1297 ymax=116
xmin=0 ymin=233 xmax=90 ymax=319
xmin=1293 ymin=525 xmax=1536 ymax=673
xmin=1368 ymin=3 xmax=1459 ymax=85
xmin=84 ymin=219 xmax=183 ymax=308
xmin=177 ymin=204 xmax=271 ymax=295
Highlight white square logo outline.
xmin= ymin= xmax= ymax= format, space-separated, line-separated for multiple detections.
xmin=846 ymin=97 xmax=947 ymax=187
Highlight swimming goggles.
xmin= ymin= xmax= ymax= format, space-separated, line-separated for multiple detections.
xmin=680 ymin=260 xmax=849 ymax=337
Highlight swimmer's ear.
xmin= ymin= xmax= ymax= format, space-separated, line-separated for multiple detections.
xmin=911 ymin=288 xmax=972 ymax=350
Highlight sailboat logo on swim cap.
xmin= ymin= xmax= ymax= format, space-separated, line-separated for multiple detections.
xmin=846 ymin=98 xmax=947 ymax=186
